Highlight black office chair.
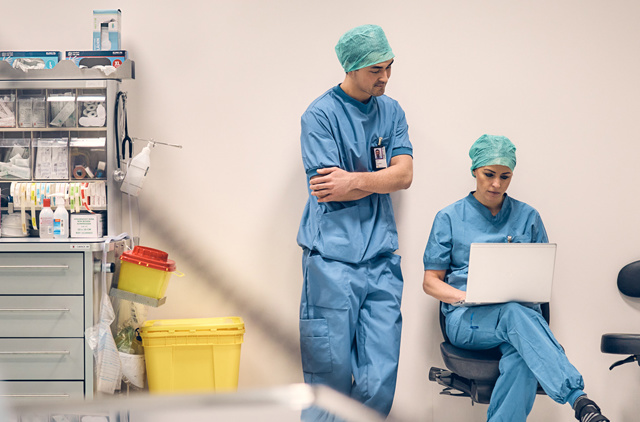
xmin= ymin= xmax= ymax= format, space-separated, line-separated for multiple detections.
xmin=429 ymin=302 xmax=550 ymax=404
xmin=600 ymin=261 xmax=640 ymax=370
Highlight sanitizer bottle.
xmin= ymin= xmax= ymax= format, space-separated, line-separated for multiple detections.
xmin=52 ymin=195 xmax=69 ymax=239
xmin=39 ymin=198 xmax=54 ymax=239
xmin=120 ymin=144 xmax=151 ymax=197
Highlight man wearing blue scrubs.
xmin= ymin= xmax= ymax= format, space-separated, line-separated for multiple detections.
xmin=423 ymin=135 xmax=609 ymax=422
xmin=297 ymin=24 xmax=413 ymax=418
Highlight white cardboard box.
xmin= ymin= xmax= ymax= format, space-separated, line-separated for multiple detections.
xmin=93 ymin=9 xmax=122 ymax=50
xmin=70 ymin=213 xmax=103 ymax=238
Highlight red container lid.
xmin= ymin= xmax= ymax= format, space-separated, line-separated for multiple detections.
xmin=120 ymin=246 xmax=176 ymax=272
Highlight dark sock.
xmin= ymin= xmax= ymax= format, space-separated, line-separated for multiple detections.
xmin=573 ymin=395 xmax=609 ymax=422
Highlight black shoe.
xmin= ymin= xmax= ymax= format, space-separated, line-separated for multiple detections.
xmin=574 ymin=396 xmax=610 ymax=422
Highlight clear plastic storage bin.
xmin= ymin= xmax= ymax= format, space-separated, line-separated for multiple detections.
xmin=0 ymin=89 xmax=16 ymax=127
xmin=0 ymin=133 xmax=30 ymax=180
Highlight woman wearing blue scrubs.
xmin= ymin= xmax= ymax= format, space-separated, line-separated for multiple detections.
xmin=422 ymin=135 xmax=608 ymax=422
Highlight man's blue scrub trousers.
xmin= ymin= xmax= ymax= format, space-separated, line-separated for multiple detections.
xmin=300 ymin=249 xmax=403 ymax=417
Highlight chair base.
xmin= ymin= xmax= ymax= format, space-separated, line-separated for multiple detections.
xmin=429 ymin=366 xmax=493 ymax=404
xmin=428 ymin=363 xmax=548 ymax=406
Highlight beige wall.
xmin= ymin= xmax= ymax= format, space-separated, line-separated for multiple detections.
xmin=2 ymin=1 xmax=640 ymax=421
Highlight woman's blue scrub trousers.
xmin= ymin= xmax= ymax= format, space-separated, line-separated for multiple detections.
xmin=446 ymin=302 xmax=585 ymax=422
xmin=299 ymin=250 xmax=403 ymax=417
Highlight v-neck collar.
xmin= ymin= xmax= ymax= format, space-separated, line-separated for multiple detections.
xmin=466 ymin=192 xmax=512 ymax=224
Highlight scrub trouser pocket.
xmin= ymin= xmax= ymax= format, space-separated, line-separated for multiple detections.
xmin=300 ymin=318 xmax=332 ymax=374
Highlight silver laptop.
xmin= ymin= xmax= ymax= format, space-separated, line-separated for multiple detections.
xmin=456 ymin=243 xmax=557 ymax=307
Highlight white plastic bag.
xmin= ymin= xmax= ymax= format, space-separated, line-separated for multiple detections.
xmin=84 ymin=234 xmax=131 ymax=394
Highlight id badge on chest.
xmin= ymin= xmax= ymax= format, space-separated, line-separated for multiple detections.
xmin=371 ymin=137 xmax=388 ymax=171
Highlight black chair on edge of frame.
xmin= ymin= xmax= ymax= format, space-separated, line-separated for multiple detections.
xmin=601 ymin=260 xmax=640 ymax=372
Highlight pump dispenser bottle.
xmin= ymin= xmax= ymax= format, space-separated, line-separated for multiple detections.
xmin=52 ymin=195 xmax=69 ymax=239
xmin=39 ymin=198 xmax=54 ymax=239
xmin=120 ymin=144 xmax=151 ymax=197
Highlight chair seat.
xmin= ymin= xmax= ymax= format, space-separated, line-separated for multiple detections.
xmin=440 ymin=342 xmax=501 ymax=382
xmin=601 ymin=333 xmax=640 ymax=355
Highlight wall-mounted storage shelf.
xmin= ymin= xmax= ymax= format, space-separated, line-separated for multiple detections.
xmin=0 ymin=59 xmax=135 ymax=81
xmin=0 ymin=60 xmax=135 ymax=237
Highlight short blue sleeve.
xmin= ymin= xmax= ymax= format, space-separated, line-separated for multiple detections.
xmin=390 ymin=106 xmax=413 ymax=158
xmin=300 ymin=110 xmax=341 ymax=179
xmin=532 ymin=212 xmax=549 ymax=243
xmin=423 ymin=211 xmax=453 ymax=271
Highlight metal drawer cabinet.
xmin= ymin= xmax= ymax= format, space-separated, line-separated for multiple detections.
xmin=0 ymin=66 xmax=133 ymax=408
xmin=0 ymin=241 xmax=105 ymax=403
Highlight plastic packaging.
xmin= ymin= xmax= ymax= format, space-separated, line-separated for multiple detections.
xmin=113 ymin=283 xmax=147 ymax=389
xmin=1 ymin=212 xmax=31 ymax=237
xmin=85 ymin=234 xmax=131 ymax=394
xmin=120 ymin=145 xmax=150 ymax=196
xmin=52 ymin=195 xmax=69 ymax=239
xmin=39 ymin=197 xmax=54 ymax=238
xmin=115 ymin=325 xmax=143 ymax=355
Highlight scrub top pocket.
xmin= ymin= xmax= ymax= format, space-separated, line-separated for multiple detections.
xmin=370 ymin=136 xmax=391 ymax=171
xmin=508 ymin=235 xmax=531 ymax=243
xmin=314 ymin=205 xmax=364 ymax=264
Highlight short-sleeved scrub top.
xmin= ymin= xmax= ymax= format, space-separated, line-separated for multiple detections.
xmin=423 ymin=193 xmax=548 ymax=315
xmin=297 ymin=85 xmax=413 ymax=264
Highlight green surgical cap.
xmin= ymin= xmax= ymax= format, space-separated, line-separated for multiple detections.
xmin=335 ymin=24 xmax=395 ymax=73
xmin=469 ymin=134 xmax=517 ymax=177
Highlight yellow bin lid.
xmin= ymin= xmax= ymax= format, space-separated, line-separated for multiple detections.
xmin=140 ymin=316 xmax=245 ymax=337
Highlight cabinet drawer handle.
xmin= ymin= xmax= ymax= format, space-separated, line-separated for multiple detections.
xmin=0 ymin=394 xmax=70 ymax=398
xmin=0 ymin=265 xmax=70 ymax=270
xmin=0 ymin=308 xmax=70 ymax=312
xmin=0 ymin=351 xmax=71 ymax=355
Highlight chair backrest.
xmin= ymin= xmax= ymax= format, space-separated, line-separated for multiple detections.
xmin=438 ymin=302 xmax=551 ymax=344
xmin=618 ymin=261 xmax=640 ymax=298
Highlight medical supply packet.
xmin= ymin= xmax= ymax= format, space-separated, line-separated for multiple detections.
xmin=66 ymin=51 xmax=128 ymax=68
xmin=0 ymin=51 xmax=61 ymax=70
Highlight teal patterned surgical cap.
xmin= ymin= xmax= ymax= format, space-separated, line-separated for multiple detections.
xmin=469 ymin=134 xmax=517 ymax=177
xmin=335 ymin=24 xmax=394 ymax=73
